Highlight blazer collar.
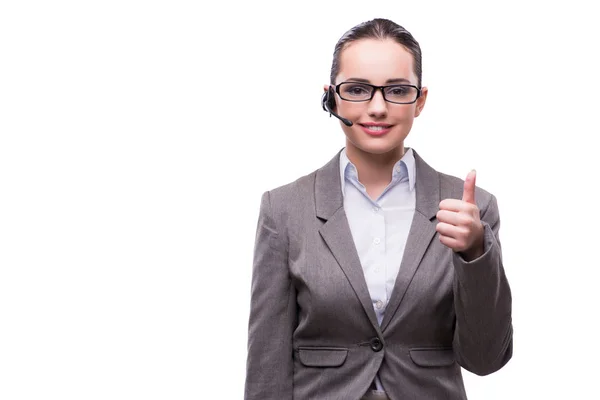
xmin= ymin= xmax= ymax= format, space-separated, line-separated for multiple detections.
xmin=315 ymin=147 xmax=440 ymax=221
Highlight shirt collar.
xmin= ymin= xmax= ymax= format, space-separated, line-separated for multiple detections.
xmin=339 ymin=147 xmax=416 ymax=197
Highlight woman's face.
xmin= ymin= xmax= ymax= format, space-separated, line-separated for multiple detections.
xmin=326 ymin=38 xmax=428 ymax=156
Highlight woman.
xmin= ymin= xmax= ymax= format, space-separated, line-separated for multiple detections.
xmin=245 ymin=18 xmax=512 ymax=400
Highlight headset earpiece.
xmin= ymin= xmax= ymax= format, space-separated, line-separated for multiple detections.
xmin=321 ymin=92 xmax=329 ymax=112
xmin=322 ymin=86 xmax=337 ymax=113
xmin=327 ymin=87 xmax=336 ymax=111
xmin=320 ymin=85 xmax=353 ymax=127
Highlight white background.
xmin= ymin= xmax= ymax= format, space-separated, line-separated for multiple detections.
xmin=1 ymin=1 xmax=599 ymax=399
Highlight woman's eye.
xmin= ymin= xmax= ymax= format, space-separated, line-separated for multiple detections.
xmin=389 ymin=87 xmax=408 ymax=96
xmin=349 ymin=86 xmax=368 ymax=94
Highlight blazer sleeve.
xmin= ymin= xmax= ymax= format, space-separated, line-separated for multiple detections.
xmin=452 ymin=194 xmax=513 ymax=376
xmin=244 ymin=190 xmax=296 ymax=400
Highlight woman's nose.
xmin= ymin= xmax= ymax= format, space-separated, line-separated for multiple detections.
xmin=367 ymin=89 xmax=388 ymax=117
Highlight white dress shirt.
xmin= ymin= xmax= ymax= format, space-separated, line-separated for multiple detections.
xmin=339 ymin=146 xmax=416 ymax=392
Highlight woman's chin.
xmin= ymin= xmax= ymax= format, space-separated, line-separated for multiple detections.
xmin=351 ymin=138 xmax=404 ymax=155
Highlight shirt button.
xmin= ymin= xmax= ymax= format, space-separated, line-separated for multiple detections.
xmin=373 ymin=238 xmax=381 ymax=245
xmin=395 ymin=165 xmax=401 ymax=173
xmin=373 ymin=207 xmax=379 ymax=213
xmin=375 ymin=300 xmax=384 ymax=310
xmin=373 ymin=266 xmax=380 ymax=273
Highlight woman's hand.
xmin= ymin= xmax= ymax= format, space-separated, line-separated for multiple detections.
xmin=436 ymin=170 xmax=485 ymax=261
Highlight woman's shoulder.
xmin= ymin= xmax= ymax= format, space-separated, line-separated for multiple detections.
xmin=255 ymin=168 xmax=321 ymax=236
xmin=267 ymin=170 xmax=317 ymax=203
xmin=262 ymin=149 xmax=342 ymax=205
xmin=412 ymin=148 xmax=497 ymax=209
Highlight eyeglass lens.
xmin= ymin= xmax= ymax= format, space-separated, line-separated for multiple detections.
xmin=339 ymin=82 xmax=418 ymax=103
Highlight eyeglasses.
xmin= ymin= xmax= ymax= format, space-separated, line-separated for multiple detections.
xmin=334 ymin=82 xmax=421 ymax=104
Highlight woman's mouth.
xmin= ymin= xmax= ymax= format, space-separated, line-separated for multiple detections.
xmin=359 ymin=123 xmax=393 ymax=136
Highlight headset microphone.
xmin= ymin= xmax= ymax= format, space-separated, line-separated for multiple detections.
xmin=321 ymin=91 xmax=353 ymax=127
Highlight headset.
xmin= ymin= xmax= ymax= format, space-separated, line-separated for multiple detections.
xmin=321 ymin=86 xmax=353 ymax=127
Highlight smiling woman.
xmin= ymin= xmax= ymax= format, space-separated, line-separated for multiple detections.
xmin=326 ymin=35 xmax=426 ymax=159
xmin=245 ymin=18 xmax=513 ymax=400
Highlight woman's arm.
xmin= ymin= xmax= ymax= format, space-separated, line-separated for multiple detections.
xmin=452 ymin=194 xmax=513 ymax=376
xmin=244 ymin=190 xmax=296 ymax=399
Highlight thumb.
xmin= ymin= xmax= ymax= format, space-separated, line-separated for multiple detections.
xmin=462 ymin=169 xmax=476 ymax=204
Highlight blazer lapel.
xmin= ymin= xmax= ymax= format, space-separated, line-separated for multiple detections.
xmin=316 ymin=149 xmax=382 ymax=333
xmin=380 ymin=150 xmax=440 ymax=332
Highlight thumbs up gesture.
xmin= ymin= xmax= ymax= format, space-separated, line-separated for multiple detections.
xmin=436 ymin=170 xmax=485 ymax=261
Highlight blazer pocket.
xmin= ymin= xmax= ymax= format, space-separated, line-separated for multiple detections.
xmin=409 ymin=348 xmax=455 ymax=367
xmin=297 ymin=347 xmax=348 ymax=367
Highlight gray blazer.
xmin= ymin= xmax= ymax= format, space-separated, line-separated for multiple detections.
xmin=245 ymin=148 xmax=513 ymax=400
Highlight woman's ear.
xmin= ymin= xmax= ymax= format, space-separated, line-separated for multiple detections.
xmin=414 ymin=86 xmax=428 ymax=117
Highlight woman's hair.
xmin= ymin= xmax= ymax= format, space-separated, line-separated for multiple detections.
xmin=330 ymin=18 xmax=422 ymax=88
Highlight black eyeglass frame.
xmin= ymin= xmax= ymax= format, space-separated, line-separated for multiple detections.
xmin=333 ymin=82 xmax=422 ymax=105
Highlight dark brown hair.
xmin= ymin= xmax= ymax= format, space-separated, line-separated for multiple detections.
xmin=330 ymin=18 xmax=422 ymax=88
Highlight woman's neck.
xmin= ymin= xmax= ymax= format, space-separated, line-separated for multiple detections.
xmin=345 ymin=142 xmax=406 ymax=187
